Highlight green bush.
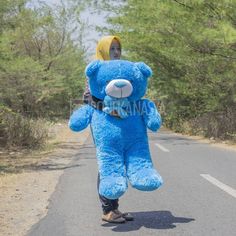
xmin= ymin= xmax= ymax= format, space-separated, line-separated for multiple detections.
xmin=0 ymin=106 xmax=48 ymax=149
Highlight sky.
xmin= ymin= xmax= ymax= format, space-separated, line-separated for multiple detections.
xmin=28 ymin=0 xmax=108 ymax=59
xmin=81 ymin=8 xmax=108 ymax=59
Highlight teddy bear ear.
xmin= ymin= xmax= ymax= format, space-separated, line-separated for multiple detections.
xmin=135 ymin=62 xmax=153 ymax=78
xmin=85 ymin=60 xmax=102 ymax=78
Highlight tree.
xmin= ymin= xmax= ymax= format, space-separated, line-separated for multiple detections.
xmin=0 ymin=0 xmax=87 ymax=118
xmin=0 ymin=0 xmax=89 ymax=148
xmin=95 ymin=0 xmax=236 ymax=140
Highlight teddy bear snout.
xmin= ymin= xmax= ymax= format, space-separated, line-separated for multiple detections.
xmin=114 ymin=81 xmax=127 ymax=88
xmin=105 ymin=79 xmax=133 ymax=98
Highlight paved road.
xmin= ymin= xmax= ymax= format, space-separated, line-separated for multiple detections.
xmin=28 ymin=129 xmax=236 ymax=236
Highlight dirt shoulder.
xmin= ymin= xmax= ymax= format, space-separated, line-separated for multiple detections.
xmin=171 ymin=129 xmax=236 ymax=151
xmin=0 ymin=122 xmax=90 ymax=236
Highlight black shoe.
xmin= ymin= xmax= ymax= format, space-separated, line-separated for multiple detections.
xmin=113 ymin=209 xmax=134 ymax=221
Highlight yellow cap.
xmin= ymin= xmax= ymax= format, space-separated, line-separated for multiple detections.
xmin=95 ymin=36 xmax=121 ymax=60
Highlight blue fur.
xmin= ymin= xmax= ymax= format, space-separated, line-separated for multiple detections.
xmin=69 ymin=60 xmax=163 ymax=199
xmin=103 ymin=96 xmax=130 ymax=119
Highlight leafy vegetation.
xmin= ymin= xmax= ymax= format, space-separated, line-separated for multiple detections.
xmin=1 ymin=0 xmax=235 ymax=149
xmin=0 ymin=0 xmax=87 ymax=148
xmin=95 ymin=0 xmax=236 ymax=141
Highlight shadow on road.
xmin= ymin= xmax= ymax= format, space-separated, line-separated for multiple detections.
xmin=101 ymin=210 xmax=195 ymax=232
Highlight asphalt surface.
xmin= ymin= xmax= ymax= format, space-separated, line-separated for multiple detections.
xmin=28 ymin=129 xmax=236 ymax=236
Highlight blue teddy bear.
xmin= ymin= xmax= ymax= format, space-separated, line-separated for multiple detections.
xmin=69 ymin=60 xmax=163 ymax=199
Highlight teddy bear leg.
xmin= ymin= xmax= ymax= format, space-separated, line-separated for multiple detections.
xmin=126 ymin=142 xmax=163 ymax=191
xmin=97 ymin=149 xmax=127 ymax=199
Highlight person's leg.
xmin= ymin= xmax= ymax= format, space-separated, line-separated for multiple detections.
xmin=111 ymin=198 xmax=119 ymax=211
xmin=97 ymin=173 xmax=115 ymax=214
xmin=92 ymin=125 xmax=125 ymax=222
xmin=112 ymin=197 xmax=134 ymax=221
xmin=97 ymin=174 xmax=133 ymax=221
xmin=97 ymin=173 xmax=125 ymax=223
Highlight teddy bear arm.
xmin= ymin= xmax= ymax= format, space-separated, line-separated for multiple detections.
xmin=142 ymin=99 xmax=162 ymax=132
xmin=69 ymin=105 xmax=93 ymax=132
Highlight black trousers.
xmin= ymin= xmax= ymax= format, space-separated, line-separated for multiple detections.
xmin=97 ymin=173 xmax=119 ymax=214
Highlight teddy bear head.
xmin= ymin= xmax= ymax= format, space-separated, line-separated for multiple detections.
xmin=85 ymin=60 xmax=152 ymax=102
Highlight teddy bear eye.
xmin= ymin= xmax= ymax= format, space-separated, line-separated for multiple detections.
xmin=106 ymin=80 xmax=111 ymax=85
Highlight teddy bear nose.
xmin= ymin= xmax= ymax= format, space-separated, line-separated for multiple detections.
xmin=105 ymin=79 xmax=133 ymax=98
xmin=114 ymin=81 xmax=127 ymax=88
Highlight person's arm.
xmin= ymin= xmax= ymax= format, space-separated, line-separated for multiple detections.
xmin=141 ymin=99 xmax=162 ymax=132
xmin=82 ymin=78 xmax=93 ymax=104
xmin=69 ymin=105 xmax=94 ymax=131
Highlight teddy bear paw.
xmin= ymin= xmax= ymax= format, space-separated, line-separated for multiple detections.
xmin=128 ymin=169 xmax=163 ymax=191
xmin=99 ymin=176 xmax=128 ymax=199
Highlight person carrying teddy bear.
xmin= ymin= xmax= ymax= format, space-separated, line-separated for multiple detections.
xmin=83 ymin=36 xmax=134 ymax=223
xmin=70 ymin=35 xmax=163 ymax=224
